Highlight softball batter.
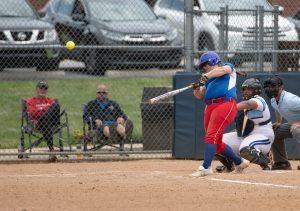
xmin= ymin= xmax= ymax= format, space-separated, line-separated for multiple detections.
xmin=191 ymin=51 xmax=249 ymax=177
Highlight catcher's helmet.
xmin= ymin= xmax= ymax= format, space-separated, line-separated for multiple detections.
xmin=263 ymin=75 xmax=283 ymax=88
xmin=241 ymin=78 xmax=262 ymax=100
xmin=199 ymin=51 xmax=220 ymax=68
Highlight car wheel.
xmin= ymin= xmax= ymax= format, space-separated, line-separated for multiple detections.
xmin=198 ymin=34 xmax=214 ymax=52
xmin=84 ymin=49 xmax=106 ymax=76
xmin=36 ymin=58 xmax=60 ymax=72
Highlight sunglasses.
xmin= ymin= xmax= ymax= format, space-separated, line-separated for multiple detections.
xmin=38 ymin=86 xmax=48 ymax=90
xmin=97 ymin=91 xmax=107 ymax=94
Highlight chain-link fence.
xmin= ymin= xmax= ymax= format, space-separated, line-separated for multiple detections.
xmin=1 ymin=0 xmax=300 ymax=161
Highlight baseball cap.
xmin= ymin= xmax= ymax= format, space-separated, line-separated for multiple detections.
xmin=263 ymin=75 xmax=283 ymax=88
xmin=36 ymin=81 xmax=48 ymax=88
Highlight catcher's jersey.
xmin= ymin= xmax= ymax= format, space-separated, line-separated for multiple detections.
xmin=223 ymin=95 xmax=274 ymax=155
xmin=204 ymin=62 xmax=237 ymax=101
xmin=247 ymin=95 xmax=271 ymax=126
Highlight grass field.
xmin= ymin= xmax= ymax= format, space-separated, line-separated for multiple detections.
xmin=0 ymin=77 xmax=172 ymax=149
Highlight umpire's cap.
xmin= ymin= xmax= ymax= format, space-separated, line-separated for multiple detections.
xmin=263 ymin=75 xmax=283 ymax=88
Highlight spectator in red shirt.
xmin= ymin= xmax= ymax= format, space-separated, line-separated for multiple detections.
xmin=26 ymin=81 xmax=60 ymax=161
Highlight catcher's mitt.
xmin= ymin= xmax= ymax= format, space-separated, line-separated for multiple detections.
xmin=235 ymin=110 xmax=254 ymax=137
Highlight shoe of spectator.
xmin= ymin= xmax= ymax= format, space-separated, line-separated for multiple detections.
xmin=48 ymin=148 xmax=57 ymax=162
xmin=49 ymin=154 xmax=57 ymax=162
xmin=190 ymin=165 xmax=213 ymax=177
xmin=271 ymin=162 xmax=292 ymax=170
xmin=235 ymin=158 xmax=250 ymax=173
xmin=18 ymin=146 xmax=29 ymax=159
xmin=297 ymin=165 xmax=300 ymax=170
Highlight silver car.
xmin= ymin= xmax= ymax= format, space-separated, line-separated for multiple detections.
xmin=154 ymin=0 xmax=298 ymax=66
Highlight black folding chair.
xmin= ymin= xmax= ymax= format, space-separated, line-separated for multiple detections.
xmin=19 ymin=99 xmax=72 ymax=158
xmin=81 ymin=103 xmax=133 ymax=152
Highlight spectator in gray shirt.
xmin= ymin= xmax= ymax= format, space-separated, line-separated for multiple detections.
xmin=263 ymin=75 xmax=300 ymax=170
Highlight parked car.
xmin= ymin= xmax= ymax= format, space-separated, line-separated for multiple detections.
xmin=0 ymin=0 xmax=61 ymax=71
xmin=154 ymin=0 xmax=298 ymax=66
xmin=41 ymin=0 xmax=183 ymax=75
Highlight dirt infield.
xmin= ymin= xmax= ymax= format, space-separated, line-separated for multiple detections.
xmin=1 ymin=159 xmax=300 ymax=211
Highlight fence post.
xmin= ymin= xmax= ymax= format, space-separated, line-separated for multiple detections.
xmin=254 ymin=6 xmax=259 ymax=69
xmin=219 ymin=7 xmax=226 ymax=61
xmin=184 ymin=0 xmax=194 ymax=72
xmin=258 ymin=6 xmax=264 ymax=72
xmin=272 ymin=5 xmax=279 ymax=72
xmin=225 ymin=5 xmax=229 ymax=55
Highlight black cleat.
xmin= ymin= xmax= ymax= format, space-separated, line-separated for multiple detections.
xmin=271 ymin=162 xmax=292 ymax=170
xmin=215 ymin=165 xmax=234 ymax=173
xmin=261 ymin=165 xmax=271 ymax=170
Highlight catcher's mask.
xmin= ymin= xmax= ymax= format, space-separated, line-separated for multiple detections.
xmin=263 ymin=76 xmax=283 ymax=99
xmin=241 ymin=78 xmax=262 ymax=100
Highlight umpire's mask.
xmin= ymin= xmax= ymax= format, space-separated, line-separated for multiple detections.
xmin=263 ymin=76 xmax=283 ymax=99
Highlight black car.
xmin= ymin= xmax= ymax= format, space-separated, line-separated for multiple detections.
xmin=41 ymin=0 xmax=183 ymax=75
xmin=0 ymin=0 xmax=61 ymax=71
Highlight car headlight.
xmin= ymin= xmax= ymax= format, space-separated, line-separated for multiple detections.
xmin=167 ymin=28 xmax=178 ymax=41
xmin=44 ymin=29 xmax=58 ymax=41
xmin=101 ymin=29 xmax=124 ymax=41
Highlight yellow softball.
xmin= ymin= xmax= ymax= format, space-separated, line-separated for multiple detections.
xmin=66 ymin=41 xmax=75 ymax=50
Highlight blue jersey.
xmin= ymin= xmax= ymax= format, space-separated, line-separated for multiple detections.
xmin=204 ymin=62 xmax=237 ymax=101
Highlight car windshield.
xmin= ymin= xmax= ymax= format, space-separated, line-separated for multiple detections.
xmin=87 ymin=0 xmax=157 ymax=21
xmin=0 ymin=0 xmax=36 ymax=17
xmin=202 ymin=0 xmax=273 ymax=11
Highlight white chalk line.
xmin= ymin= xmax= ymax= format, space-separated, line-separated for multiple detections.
xmin=0 ymin=171 xmax=115 ymax=178
xmin=0 ymin=170 xmax=171 ymax=179
xmin=2 ymin=170 xmax=300 ymax=190
xmin=209 ymin=178 xmax=300 ymax=190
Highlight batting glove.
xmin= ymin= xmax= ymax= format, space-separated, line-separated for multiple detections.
xmin=191 ymin=82 xmax=200 ymax=90
xmin=199 ymin=74 xmax=209 ymax=86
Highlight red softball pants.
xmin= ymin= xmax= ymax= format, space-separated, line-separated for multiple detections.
xmin=203 ymin=99 xmax=237 ymax=154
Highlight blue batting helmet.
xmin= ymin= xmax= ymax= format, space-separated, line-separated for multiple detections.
xmin=199 ymin=51 xmax=220 ymax=68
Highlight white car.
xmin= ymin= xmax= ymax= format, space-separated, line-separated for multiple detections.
xmin=154 ymin=0 xmax=298 ymax=66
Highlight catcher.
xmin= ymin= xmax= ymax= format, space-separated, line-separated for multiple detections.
xmin=216 ymin=78 xmax=274 ymax=172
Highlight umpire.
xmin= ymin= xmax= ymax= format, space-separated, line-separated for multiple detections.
xmin=263 ymin=75 xmax=300 ymax=170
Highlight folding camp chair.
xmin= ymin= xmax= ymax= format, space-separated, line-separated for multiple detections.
xmin=81 ymin=103 xmax=133 ymax=152
xmin=19 ymin=99 xmax=72 ymax=158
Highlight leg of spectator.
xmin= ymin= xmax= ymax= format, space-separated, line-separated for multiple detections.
xmin=116 ymin=124 xmax=126 ymax=137
xmin=44 ymin=133 xmax=57 ymax=162
xmin=44 ymin=134 xmax=54 ymax=151
xmin=103 ymin=125 xmax=110 ymax=138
